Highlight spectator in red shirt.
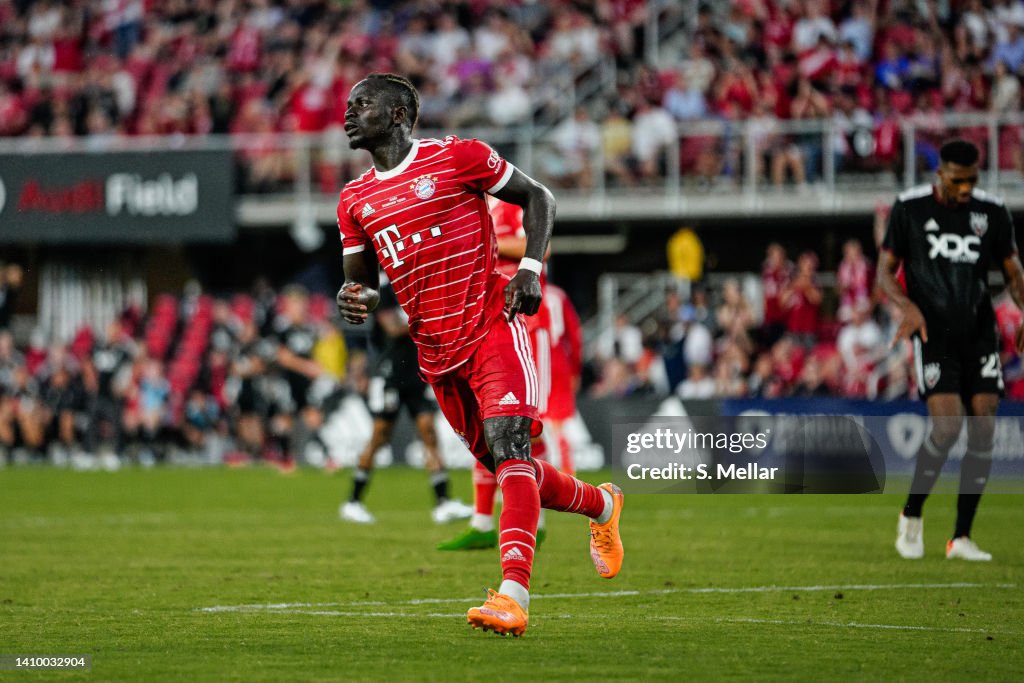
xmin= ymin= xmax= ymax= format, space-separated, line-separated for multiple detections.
xmin=761 ymin=242 xmax=792 ymax=345
xmin=781 ymin=251 xmax=822 ymax=346
xmin=837 ymin=239 xmax=873 ymax=323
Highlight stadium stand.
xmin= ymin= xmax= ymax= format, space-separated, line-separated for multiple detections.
xmin=2 ymin=1 xmax=1024 ymax=465
xmin=2 ymin=0 xmax=1022 ymax=188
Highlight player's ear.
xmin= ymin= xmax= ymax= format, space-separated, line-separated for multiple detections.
xmin=393 ymin=105 xmax=408 ymax=127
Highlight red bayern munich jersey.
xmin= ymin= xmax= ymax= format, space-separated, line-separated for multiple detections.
xmin=488 ymin=195 xmax=525 ymax=280
xmin=338 ymin=136 xmax=515 ymax=376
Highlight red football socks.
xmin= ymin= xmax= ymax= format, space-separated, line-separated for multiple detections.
xmin=472 ymin=459 xmax=497 ymax=517
xmin=495 ymin=460 xmax=540 ymax=590
xmin=533 ymin=458 xmax=606 ymax=518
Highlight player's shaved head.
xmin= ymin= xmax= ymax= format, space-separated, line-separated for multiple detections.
xmin=363 ymin=73 xmax=420 ymax=129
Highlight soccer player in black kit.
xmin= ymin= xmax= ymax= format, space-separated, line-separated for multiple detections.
xmin=878 ymin=139 xmax=1024 ymax=561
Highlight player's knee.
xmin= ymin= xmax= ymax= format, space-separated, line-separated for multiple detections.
xmin=415 ymin=414 xmax=438 ymax=446
xmin=484 ymin=416 xmax=534 ymax=467
xmin=929 ymin=429 xmax=960 ymax=452
xmin=372 ymin=419 xmax=395 ymax=442
xmin=929 ymin=417 xmax=964 ymax=451
xmin=967 ymin=415 xmax=996 ymax=451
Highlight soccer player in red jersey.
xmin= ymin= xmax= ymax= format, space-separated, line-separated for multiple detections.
xmin=334 ymin=73 xmax=624 ymax=636
xmin=541 ymin=281 xmax=584 ymax=475
xmin=438 ymin=196 xmax=582 ymax=551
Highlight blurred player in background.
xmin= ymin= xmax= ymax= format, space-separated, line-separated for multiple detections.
xmin=225 ymin=319 xmax=278 ymax=463
xmin=82 ymin=320 xmax=136 ymax=461
xmin=879 ymin=139 xmax=1024 ymax=562
xmin=340 ymin=277 xmax=473 ymax=525
xmin=336 ymin=73 xmax=623 ymax=636
xmin=540 ymin=281 xmax=584 ymax=476
xmin=271 ymin=285 xmax=331 ymax=470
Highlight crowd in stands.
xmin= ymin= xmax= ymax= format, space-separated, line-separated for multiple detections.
xmin=2 ymin=250 xmax=1022 ymax=466
xmin=587 ymin=231 xmax=1024 ymax=402
xmin=2 ymin=1 xmax=1024 ymax=191
xmin=0 ymin=279 xmax=371 ymax=468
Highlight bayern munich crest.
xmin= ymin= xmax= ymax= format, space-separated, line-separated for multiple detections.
xmin=411 ymin=174 xmax=438 ymax=200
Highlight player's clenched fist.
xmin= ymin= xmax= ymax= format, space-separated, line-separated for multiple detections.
xmin=336 ymin=282 xmax=379 ymax=325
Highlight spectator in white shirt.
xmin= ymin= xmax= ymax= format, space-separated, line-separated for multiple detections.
xmin=430 ymin=12 xmax=471 ymax=71
xmin=677 ymin=364 xmax=716 ymax=399
xmin=595 ymin=313 xmax=644 ymax=366
xmin=631 ymin=98 xmax=677 ymax=180
xmin=793 ymin=0 xmax=838 ymax=52
xmin=837 ymin=303 xmax=884 ymax=376
xmin=545 ymin=107 xmax=601 ymax=188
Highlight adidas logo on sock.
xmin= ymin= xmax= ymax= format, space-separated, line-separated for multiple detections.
xmin=498 ymin=392 xmax=519 ymax=406
xmin=502 ymin=546 xmax=527 ymax=562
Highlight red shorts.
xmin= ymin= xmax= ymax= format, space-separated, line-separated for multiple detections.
xmin=427 ymin=314 xmax=541 ymax=462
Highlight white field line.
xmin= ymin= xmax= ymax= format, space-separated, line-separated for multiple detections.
xmin=196 ymin=582 xmax=1017 ymax=613
xmin=656 ymin=616 xmax=1015 ymax=635
xmin=289 ymin=611 xmax=466 ymax=618
xmin=195 ymin=608 xmax=1016 ymax=635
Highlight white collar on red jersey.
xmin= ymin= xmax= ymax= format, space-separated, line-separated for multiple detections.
xmin=374 ymin=139 xmax=421 ymax=180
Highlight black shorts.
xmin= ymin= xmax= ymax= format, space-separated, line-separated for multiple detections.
xmin=366 ymin=373 xmax=437 ymax=421
xmin=286 ymin=374 xmax=312 ymax=411
xmin=912 ymin=330 xmax=1004 ymax=400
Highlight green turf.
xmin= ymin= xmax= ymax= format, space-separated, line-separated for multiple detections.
xmin=0 ymin=466 xmax=1021 ymax=682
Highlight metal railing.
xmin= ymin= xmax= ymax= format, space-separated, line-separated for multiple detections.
xmin=2 ymin=110 xmax=1023 ymax=224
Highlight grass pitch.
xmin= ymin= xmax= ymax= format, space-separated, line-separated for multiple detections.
xmin=1 ymin=466 xmax=1021 ymax=681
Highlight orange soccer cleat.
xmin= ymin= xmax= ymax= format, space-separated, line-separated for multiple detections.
xmin=589 ymin=483 xmax=624 ymax=579
xmin=467 ymin=589 xmax=528 ymax=637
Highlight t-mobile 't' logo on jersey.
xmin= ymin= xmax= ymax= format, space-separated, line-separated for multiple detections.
xmin=927 ymin=233 xmax=980 ymax=263
xmin=373 ymin=223 xmax=444 ymax=270
xmin=374 ymin=225 xmax=406 ymax=268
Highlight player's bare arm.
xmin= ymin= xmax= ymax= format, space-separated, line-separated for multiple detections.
xmin=492 ymin=169 xmax=556 ymax=320
xmin=338 ymin=249 xmax=381 ymax=325
xmin=1002 ymin=254 xmax=1024 ymax=354
xmin=496 ymin=234 xmax=552 ymax=261
xmin=375 ymin=308 xmax=408 ymax=337
xmin=876 ymin=248 xmax=928 ymax=345
xmin=276 ymin=346 xmax=323 ymax=380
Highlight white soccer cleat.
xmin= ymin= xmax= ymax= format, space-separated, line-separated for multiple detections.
xmin=339 ymin=501 xmax=375 ymax=524
xmin=945 ymin=537 xmax=992 ymax=561
xmin=895 ymin=513 xmax=924 ymax=559
xmin=432 ymin=499 xmax=475 ymax=524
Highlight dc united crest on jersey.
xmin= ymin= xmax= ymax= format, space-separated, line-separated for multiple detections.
xmin=970 ymin=212 xmax=988 ymax=237
xmin=411 ymin=174 xmax=437 ymax=200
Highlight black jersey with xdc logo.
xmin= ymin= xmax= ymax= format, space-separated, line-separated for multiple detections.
xmin=883 ymin=185 xmax=1017 ymax=339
